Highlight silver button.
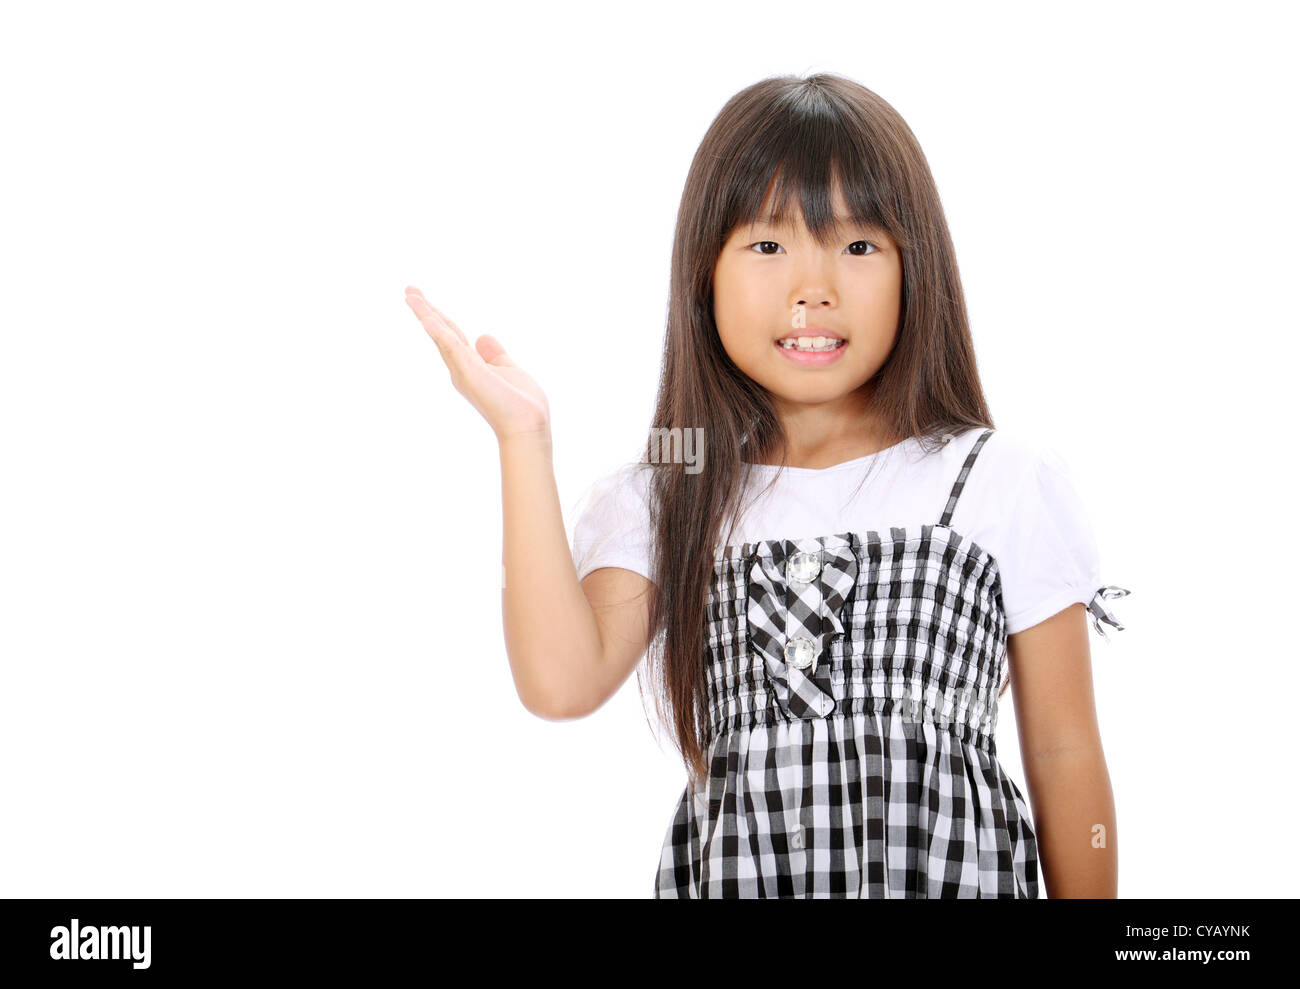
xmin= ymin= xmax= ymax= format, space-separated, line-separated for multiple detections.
xmin=786 ymin=551 xmax=821 ymax=584
xmin=790 ymin=827 xmax=804 ymax=850
xmin=784 ymin=635 xmax=817 ymax=670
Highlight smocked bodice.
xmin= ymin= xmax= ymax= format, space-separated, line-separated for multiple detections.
xmin=703 ymin=524 xmax=1006 ymax=750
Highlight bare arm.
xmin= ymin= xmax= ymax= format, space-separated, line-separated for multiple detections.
xmin=1007 ymin=603 xmax=1118 ymax=898
xmin=499 ymin=434 xmax=653 ymax=718
xmin=405 ymin=287 xmax=653 ymax=719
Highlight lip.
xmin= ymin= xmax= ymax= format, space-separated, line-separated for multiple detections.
xmin=774 ymin=337 xmax=849 ymax=367
xmin=791 ymin=326 xmax=842 ymax=337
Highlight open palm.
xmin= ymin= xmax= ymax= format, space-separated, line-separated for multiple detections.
xmin=405 ymin=286 xmax=550 ymax=442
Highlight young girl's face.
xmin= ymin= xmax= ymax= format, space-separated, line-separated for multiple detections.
xmin=712 ymin=186 xmax=902 ymax=412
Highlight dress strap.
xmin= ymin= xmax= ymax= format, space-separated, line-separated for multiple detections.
xmin=938 ymin=428 xmax=995 ymax=527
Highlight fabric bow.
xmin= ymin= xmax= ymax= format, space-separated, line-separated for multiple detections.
xmin=1087 ymin=585 xmax=1131 ymax=641
xmin=746 ymin=534 xmax=858 ymax=719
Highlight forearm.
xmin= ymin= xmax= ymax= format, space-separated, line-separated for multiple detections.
xmin=498 ymin=433 xmax=605 ymax=718
xmin=1022 ymin=745 xmax=1118 ymax=898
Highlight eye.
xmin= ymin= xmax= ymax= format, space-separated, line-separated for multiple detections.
xmin=746 ymin=240 xmax=880 ymax=256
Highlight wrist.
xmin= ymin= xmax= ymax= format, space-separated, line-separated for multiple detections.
xmin=498 ymin=426 xmax=553 ymax=457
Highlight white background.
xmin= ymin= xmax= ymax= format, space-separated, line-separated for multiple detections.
xmin=2 ymin=0 xmax=1295 ymax=897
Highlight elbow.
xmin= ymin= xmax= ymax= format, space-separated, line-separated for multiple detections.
xmin=520 ymin=686 xmax=594 ymax=721
xmin=511 ymin=643 xmax=609 ymax=720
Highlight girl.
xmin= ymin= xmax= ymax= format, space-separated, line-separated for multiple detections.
xmin=404 ymin=72 xmax=1130 ymax=898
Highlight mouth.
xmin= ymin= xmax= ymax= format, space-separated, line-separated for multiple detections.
xmin=774 ymin=335 xmax=849 ymax=367
xmin=774 ymin=335 xmax=847 ymax=353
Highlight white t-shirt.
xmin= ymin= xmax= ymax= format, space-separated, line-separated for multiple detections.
xmin=569 ymin=426 xmax=1105 ymax=636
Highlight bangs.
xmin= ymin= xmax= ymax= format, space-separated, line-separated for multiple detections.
xmin=719 ymin=101 xmax=901 ymax=250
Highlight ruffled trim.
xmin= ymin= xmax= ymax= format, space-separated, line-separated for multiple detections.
xmin=1086 ymin=585 xmax=1130 ymax=641
xmin=745 ymin=535 xmax=858 ymax=720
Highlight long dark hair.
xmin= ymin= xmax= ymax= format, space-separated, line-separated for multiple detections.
xmin=636 ymin=73 xmax=998 ymax=793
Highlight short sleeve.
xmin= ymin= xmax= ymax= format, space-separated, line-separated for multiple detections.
xmin=569 ymin=463 xmax=655 ymax=585
xmin=999 ymin=444 xmax=1118 ymax=636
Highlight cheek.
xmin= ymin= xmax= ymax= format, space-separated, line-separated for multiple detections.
xmin=713 ymin=271 xmax=768 ymax=340
xmin=847 ymin=277 xmax=902 ymax=330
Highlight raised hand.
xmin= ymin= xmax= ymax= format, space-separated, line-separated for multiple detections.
xmin=405 ymin=286 xmax=551 ymax=443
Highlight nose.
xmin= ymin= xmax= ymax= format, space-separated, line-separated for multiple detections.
xmin=793 ymin=298 xmax=834 ymax=319
xmin=792 ymin=257 xmax=837 ymax=311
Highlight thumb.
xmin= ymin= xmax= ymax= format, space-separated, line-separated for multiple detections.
xmin=476 ymin=334 xmax=517 ymax=367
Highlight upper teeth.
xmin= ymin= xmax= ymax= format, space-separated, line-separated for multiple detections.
xmin=779 ymin=336 xmax=843 ymax=351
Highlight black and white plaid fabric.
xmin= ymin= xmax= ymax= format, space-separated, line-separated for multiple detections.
xmin=654 ymin=428 xmax=1130 ymax=897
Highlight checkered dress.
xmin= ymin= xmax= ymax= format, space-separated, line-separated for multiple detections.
xmin=653 ymin=428 xmax=1129 ymax=898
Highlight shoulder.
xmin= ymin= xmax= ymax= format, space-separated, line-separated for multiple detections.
xmin=962 ymin=424 xmax=1064 ymax=494
xmin=942 ymin=424 xmax=1086 ymax=536
xmin=570 ymin=460 xmax=658 ymax=583
xmin=930 ymin=425 xmax=1040 ymax=498
xmin=572 ymin=459 xmax=655 ymax=517
xmin=952 ymin=424 xmax=1098 ymax=552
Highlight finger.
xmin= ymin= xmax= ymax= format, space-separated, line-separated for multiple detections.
xmin=406 ymin=298 xmax=468 ymax=377
xmin=405 ymin=293 xmax=468 ymax=351
xmin=405 ymin=295 xmax=494 ymax=398
xmin=475 ymin=334 xmax=517 ymax=367
xmin=424 ymin=301 xmax=471 ymax=348
xmin=404 ymin=289 xmax=470 ymax=348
